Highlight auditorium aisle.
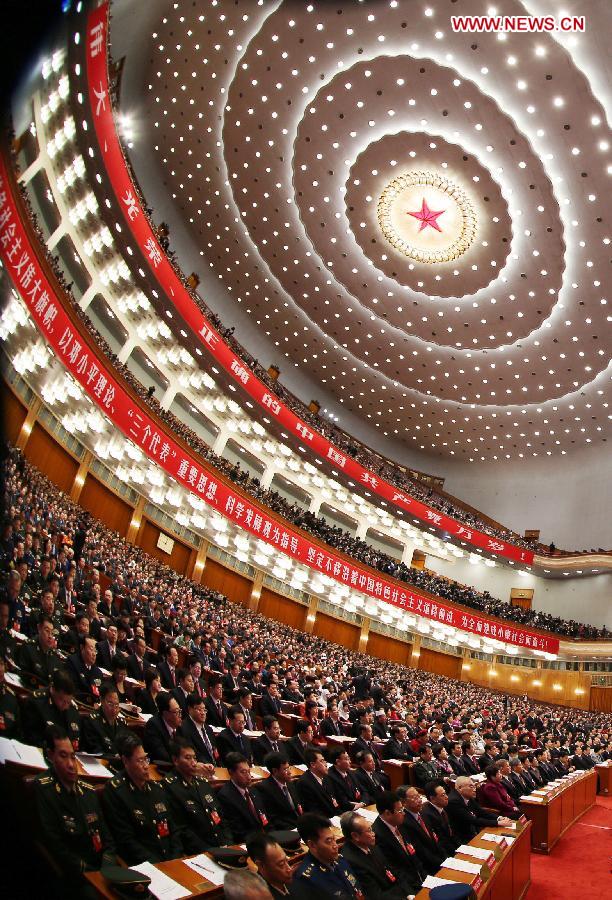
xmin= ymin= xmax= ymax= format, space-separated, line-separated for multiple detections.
xmin=526 ymin=795 xmax=612 ymax=899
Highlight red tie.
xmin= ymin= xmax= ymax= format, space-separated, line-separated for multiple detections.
xmin=417 ymin=814 xmax=431 ymax=838
xmin=245 ymin=790 xmax=258 ymax=821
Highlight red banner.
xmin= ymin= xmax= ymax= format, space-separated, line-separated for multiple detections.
xmin=0 ymin=156 xmax=556 ymax=653
xmin=83 ymin=3 xmax=533 ymax=567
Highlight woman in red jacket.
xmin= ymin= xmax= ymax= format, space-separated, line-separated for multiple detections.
xmin=476 ymin=764 xmax=521 ymax=819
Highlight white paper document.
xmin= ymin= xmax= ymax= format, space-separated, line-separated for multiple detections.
xmin=521 ymin=794 xmax=544 ymax=802
xmin=330 ymin=816 xmax=342 ymax=828
xmin=423 ymin=875 xmax=461 ymax=889
xmin=9 ymin=740 xmax=47 ymax=769
xmin=4 ymin=672 xmax=25 ymax=689
xmin=481 ymin=833 xmax=515 ymax=845
xmin=293 ymin=763 xmax=308 ymax=772
xmin=182 ymin=855 xmax=226 ymax=887
xmin=76 ymin=754 xmax=113 ymax=778
xmin=441 ymin=857 xmax=483 ymax=875
xmin=355 ymin=807 xmax=378 ymax=822
xmin=456 ymin=845 xmax=493 ymax=861
xmin=130 ymin=861 xmax=191 ymax=899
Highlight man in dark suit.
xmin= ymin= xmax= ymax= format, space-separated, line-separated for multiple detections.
xmin=479 ymin=743 xmax=498 ymax=772
xmin=222 ymin=662 xmax=242 ymax=704
xmin=215 ymin=706 xmax=253 ymax=765
xmin=447 ymin=777 xmax=512 ymax=843
xmin=353 ymin=724 xmax=391 ymax=788
xmin=326 ymin=748 xmax=366 ymax=813
xmin=247 ymin=833 xmax=297 ymax=900
xmin=169 ymin=668 xmax=194 ymax=717
xmin=397 ymin=786 xmax=445 ymax=875
xmin=320 ymin=704 xmax=344 ymax=739
xmin=252 ymin=716 xmax=288 ymax=765
xmin=157 ymin=646 xmax=179 ymax=690
xmin=421 ymin=781 xmax=459 ymax=856
xmin=372 ymin=711 xmax=390 ymax=741
xmin=259 ymin=683 xmax=283 ymax=719
xmin=143 ymin=693 xmax=183 ymax=764
xmin=571 ymin=746 xmax=594 ymax=770
xmin=508 ymin=759 xmax=531 ymax=797
xmin=460 ymin=741 xmax=481 ymax=776
xmin=438 ymin=725 xmax=455 ymax=754
xmin=217 ymin=753 xmax=269 ymax=842
xmin=178 ymin=693 xmax=218 ymax=769
xmin=286 ymin=721 xmax=315 ymax=765
xmin=296 ymin=749 xmax=341 ymax=817
xmin=383 ymin=725 xmax=413 ymax=761
xmin=256 ymin=752 xmax=304 ymax=830
xmin=204 ymin=677 xmax=227 ymax=729
xmin=340 ymin=810 xmax=415 ymax=899
xmin=65 ymin=636 xmax=104 ymax=704
xmin=372 ymin=792 xmax=426 ymax=891
xmin=353 ymin=750 xmax=386 ymax=805
xmin=126 ymin=635 xmax=154 ymax=681
xmin=95 ymin=622 xmax=119 ymax=672
xmin=448 ymin=742 xmax=469 ymax=776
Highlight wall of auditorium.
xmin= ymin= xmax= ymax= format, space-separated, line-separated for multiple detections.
xmin=432 ymin=554 xmax=612 ymax=630
xmin=462 ymin=658 xmax=591 ymax=711
xmin=23 ymin=423 xmax=78 ymax=494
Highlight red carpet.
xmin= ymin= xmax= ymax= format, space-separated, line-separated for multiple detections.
xmin=525 ymin=796 xmax=612 ymax=899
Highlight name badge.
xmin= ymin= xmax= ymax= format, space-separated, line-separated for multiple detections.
xmin=210 ymin=810 xmax=221 ymax=825
xmin=385 ymin=869 xmax=396 ymax=883
xmin=157 ymin=819 xmax=170 ymax=838
xmin=91 ymin=831 xmax=102 ymax=852
xmin=259 ymin=812 xmax=269 ymax=826
xmin=407 ymin=843 xmax=416 ymax=855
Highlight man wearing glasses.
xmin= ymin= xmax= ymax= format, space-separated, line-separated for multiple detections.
xmin=102 ymin=733 xmax=183 ymax=864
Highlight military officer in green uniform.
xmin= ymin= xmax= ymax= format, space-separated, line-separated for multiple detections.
xmin=35 ymin=725 xmax=116 ymax=899
xmin=413 ymin=744 xmax=440 ymax=789
xmin=0 ymin=654 xmax=20 ymax=738
xmin=164 ymin=736 xmax=232 ymax=853
xmin=17 ymin=613 xmax=63 ymax=688
xmin=23 ymin=669 xmax=81 ymax=749
xmin=81 ymin=682 xmax=131 ymax=757
xmin=292 ymin=813 xmax=364 ymax=899
xmin=102 ymin=733 xmax=183 ymax=864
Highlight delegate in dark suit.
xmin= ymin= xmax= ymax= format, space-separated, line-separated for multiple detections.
xmin=401 ymin=812 xmax=445 ymax=875
xmin=371 ymin=818 xmax=425 ymax=892
xmin=326 ymin=766 xmax=364 ymax=812
xmin=259 ymin=692 xmax=283 ymax=718
xmin=143 ymin=715 xmax=175 ymax=763
xmin=421 ymin=802 xmax=459 ymax=856
xmin=217 ymin=781 xmax=268 ymax=842
xmin=215 ymin=728 xmax=253 ymax=765
xmin=446 ymin=790 xmax=498 ymax=843
xmin=203 ymin=695 xmax=227 ymax=729
xmin=341 ymin=841 xmax=411 ymax=900
xmin=295 ymin=770 xmax=340 ymax=817
xmin=252 ymin=734 xmax=289 ymax=766
xmin=95 ymin=640 xmax=116 ymax=673
xmin=353 ymin=767 xmax=385 ymax=805
xmin=286 ymin=736 xmax=313 ymax=766
xmin=256 ymin=776 xmax=303 ymax=830
xmin=179 ymin=716 xmax=218 ymax=765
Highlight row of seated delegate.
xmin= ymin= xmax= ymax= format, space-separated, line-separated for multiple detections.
xmin=1 ymin=449 xmax=611 ymax=895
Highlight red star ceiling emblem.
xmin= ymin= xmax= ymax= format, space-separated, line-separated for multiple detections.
xmin=407 ymin=197 xmax=445 ymax=233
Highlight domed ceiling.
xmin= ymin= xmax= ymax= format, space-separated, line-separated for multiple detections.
xmin=118 ymin=0 xmax=612 ymax=462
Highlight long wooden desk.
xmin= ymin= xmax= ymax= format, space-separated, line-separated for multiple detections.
xmin=415 ymin=822 xmax=531 ymax=900
xmin=595 ymin=761 xmax=612 ymax=795
xmin=85 ymin=851 xmax=254 ymax=899
xmin=518 ymin=769 xmax=597 ymax=853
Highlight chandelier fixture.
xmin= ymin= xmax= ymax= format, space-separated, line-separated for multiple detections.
xmin=377 ymin=171 xmax=477 ymax=265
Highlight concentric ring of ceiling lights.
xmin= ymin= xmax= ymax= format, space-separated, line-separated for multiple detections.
xmin=141 ymin=0 xmax=612 ymax=460
xmin=376 ymin=170 xmax=476 ymax=265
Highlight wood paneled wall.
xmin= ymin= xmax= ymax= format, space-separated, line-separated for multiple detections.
xmin=3 ymin=387 xmax=27 ymax=443
xmin=137 ymin=519 xmax=193 ymax=575
xmin=313 ymin=611 xmax=360 ymax=650
xmin=258 ymin=589 xmax=308 ymax=630
xmin=201 ymin=558 xmax=253 ymax=606
xmin=366 ymin=631 xmax=412 ymax=666
xmin=23 ymin=423 xmax=78 ymax=493
xmin=418 ymin=647 xmax=462 ymax=680
xmin=79 ymin=474 xmax=133 ymax=536
xmin=463 ymin=657 xmax=591 ymax=711
xmin=589 ymin=687 xmax=612 ymax=713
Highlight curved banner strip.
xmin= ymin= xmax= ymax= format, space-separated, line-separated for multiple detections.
xmin=0 ymin=157 xmax=555 ymax=652
xmin=84 ymin=3 xmax=533 ymax=567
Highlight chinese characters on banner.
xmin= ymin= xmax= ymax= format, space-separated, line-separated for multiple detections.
xmin=0 ymin=158 xmax=556 ymax=653
xmin=83 ymin=3 xmax=534 ymax=569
